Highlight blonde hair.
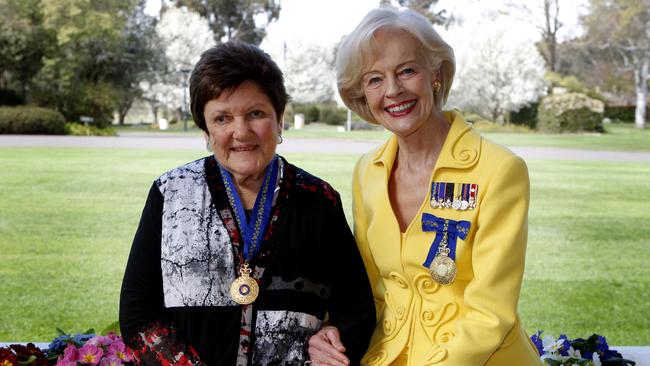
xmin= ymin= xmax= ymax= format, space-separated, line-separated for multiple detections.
xmin=336 ymin=7 xmax=455 ymax=123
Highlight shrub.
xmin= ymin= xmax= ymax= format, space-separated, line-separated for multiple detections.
xmin=510 ymin=102 xmax=539 ymax=129
xmin=0 ymin=89 xmax=25 ymax=106
xmin=0 ymin=106 xmax=66 ymax=134
xmin=537 ymin=93 xmax=604 ymax=133
xmin=294 ymin=104 xmax=319 ymax=123
xmin=65 ymin=123 xmax=116 ymax=136
xmin=604 ymin=105 xmax=644 ymax=123
xmin=321 ymin=106 xmax=347 ymax=125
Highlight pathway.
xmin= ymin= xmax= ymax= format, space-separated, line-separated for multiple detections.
xmin=1 ymin=134 xmax=650 ymax=162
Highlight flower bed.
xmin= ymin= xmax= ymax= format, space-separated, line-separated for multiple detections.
xmin=0 ymin=329 xmax=134 ymax=366
xmin=531 ymin=331 xmax=636 ymax=366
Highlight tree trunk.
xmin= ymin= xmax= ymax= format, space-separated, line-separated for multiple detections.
xmin=144 ymin=99 xmax=159 ymax=124
xmin=634 ymin=58 xmax=648 ymax=129
xmin=118 ymin=96 xmax=135 ymax=126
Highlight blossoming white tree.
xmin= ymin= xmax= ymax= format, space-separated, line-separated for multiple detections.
xmin=446 ymin=21 xmax=547 ymax=122
xmin=141 ymin=7 xmax=213 ymax=122
xmin=277 ymin=41 xmax=336 ymax=104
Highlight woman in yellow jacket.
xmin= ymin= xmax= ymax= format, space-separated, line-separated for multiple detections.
xmin=307 ymin=7 xmax=542 ymax=366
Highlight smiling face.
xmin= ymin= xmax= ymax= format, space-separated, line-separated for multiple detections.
xmin=362 ymin=28 xmax=438 ymax=137
xmin=203 ymin=81 xmax=281 ymax=180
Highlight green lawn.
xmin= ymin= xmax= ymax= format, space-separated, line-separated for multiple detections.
xmin=1 ymin=148 xmax=649 ymax=345
xmin=486 ymin=123 xmax=650 ymax=152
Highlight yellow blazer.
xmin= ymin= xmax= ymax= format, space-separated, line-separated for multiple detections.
xmin=353 ymin=111 xmax=541 ymax=366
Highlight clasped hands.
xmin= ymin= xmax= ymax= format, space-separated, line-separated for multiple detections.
xmin=306 ymin=326 xmax=350 ymax=366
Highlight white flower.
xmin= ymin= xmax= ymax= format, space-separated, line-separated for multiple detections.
xmin=542 ymin=335 xmax=565 ymax=354
xmin=592 ymin=353 xmax=602 ymax=366
xmin=567 ymin=347 xmax=581 ymax=358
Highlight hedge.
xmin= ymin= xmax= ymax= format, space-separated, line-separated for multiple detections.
xmin=603 ymin=105 xmax=649 ymax=122
xmin=0 ymin=106 xmax=67 ymax=134
xmin=537 ymin=93 xmax=604 ymax=133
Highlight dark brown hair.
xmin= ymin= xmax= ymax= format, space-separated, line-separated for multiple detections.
xmin=189 ymin=42 xmax=289 ymax=132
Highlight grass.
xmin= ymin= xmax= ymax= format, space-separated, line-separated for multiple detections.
xmin=1 ymin=148 xmax=649 ymax=346
xmin=115 ymin=121 xmax=650 ymax=151
xmin=485 ymin=123 xmax=650 ymax=152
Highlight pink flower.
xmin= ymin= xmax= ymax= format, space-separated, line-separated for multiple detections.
xmin=78 ymin=344 xmax=103 ymax=365
xmin=107 ymin=341 xmax=132 ymax=362
xmin=56 ymin=344 xmax=79 ymax=366
xmin=99 ymin=356 xmax=122 ymax=366
xmin=87 ymin=335 xmax=113 ymax=347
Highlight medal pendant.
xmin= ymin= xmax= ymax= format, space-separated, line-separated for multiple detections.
xmin=230 ymin=264 xmax=259 ymax=305
xmin=460 ymin=200 xmax=469 ymax=210
xmin=430 ymin=198 xmax=439 ymax=208
xmin=452 ymin=200 xmax=461 ymax=210
xmin=429 ymin=255 xmax=456 ymax=285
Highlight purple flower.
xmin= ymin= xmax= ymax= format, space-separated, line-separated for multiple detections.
xmin=596 ymin=335 xmax=610 ymax=353
xmin=73 ymin=333 xmax=95 ymax=345
xmin=56 ymin=344 xmax=79 ymax=366
xmin=107 ymin=341 xmax=132 ymax=362
xmin=78 ymin=344 xmax=103 ymax=365
xmin=530 ymin=330 xmax=544 ymax=355
xmin=558 ymin=334 xmax=571 ymax=356
xmin=48 ymin=335 xmax=72 ymax=353
xmin=87 ymin=335 xmax=113 ymax=347
xmin=99 ymin=356 xmax=123 ymax=366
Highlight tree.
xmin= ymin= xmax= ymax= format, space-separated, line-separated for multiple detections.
xmin=448 ymin=24 xmax=547 ymax=122
xmin=582 ymin=0 xmax=649 ymax=129
xmin=0 ymin=0 xmax=55 ymax=98
xmin=172 ymin=0 xmax=280 ymax=45
xmin=112 ymin=2 xmax=165 ymax=125
xmin=278 ymin=42 xmax=336 ymax=104
xmin=31 ymin=0 xmax=139 ymax=125
xmin=141 ymin=6 xmax=213 ymax=122
xmin=506 ymin=0 xmax=562 ymax=74
xmin=379 ymin=0 xmax=451 ymax=26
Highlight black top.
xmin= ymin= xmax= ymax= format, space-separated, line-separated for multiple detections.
xmin=119 ymin=156 xmax=375 ymax=366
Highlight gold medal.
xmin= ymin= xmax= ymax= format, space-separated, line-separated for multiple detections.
xmin=230 ymin=263 xmax=259 ymax=305
xmin=429 ymin=255 xmax=456 ymax=285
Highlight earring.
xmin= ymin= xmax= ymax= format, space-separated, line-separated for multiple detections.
xmin=206 ymin=141 xmax=212 ymax=152
xmin=277 ymin=134 xmax=283 ymax=144
xmin=433 ymin=80 xmax=441 ymax=93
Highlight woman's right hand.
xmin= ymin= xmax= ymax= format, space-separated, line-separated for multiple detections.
xmin=307 ymin=326 xmax=350 ymax=366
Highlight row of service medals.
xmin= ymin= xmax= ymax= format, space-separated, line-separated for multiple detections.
xmin=430 ymin=182 xmax=478 ymax=211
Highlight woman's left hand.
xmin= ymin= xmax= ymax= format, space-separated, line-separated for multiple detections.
xmin=307 ymin=326 xmax=350 ymax=366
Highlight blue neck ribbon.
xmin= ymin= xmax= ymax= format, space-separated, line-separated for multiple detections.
xmin=219 ymin=155 xmax=279 ymax=262
xmin=422 ymin=213 xmax=471 ymax=268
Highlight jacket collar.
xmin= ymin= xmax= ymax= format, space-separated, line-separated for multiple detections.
xmin=371 ymin=110 xmax=481 ymax=172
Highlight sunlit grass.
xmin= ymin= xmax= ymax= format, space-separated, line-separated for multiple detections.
xmin=0 ymin=147 xmax=649 ymax=345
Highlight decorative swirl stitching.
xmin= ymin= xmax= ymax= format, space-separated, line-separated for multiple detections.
xmin=364 ymin=273 xmax=412 ymax=364
xmin=362 ymin=350 xmax=387 ymax=366
xmin=438 ymin=331 xmax=455 ymax=344
xmin=423 ymin=348 xmax=447 ymax=365
xmin=382 ymin=292 xmax=398 ymax=335
xmin=389 ymin=271 xmax=408 ymax=289
xmin=420 ymin=308 xmax=443 ymax=328
xmin=449 ymin=134 xmax=478 ymax=167
xmin=432 ymin=302 xmax=458 ymax=345
xmin=414 ymin=273 xmax=439 ymax=295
